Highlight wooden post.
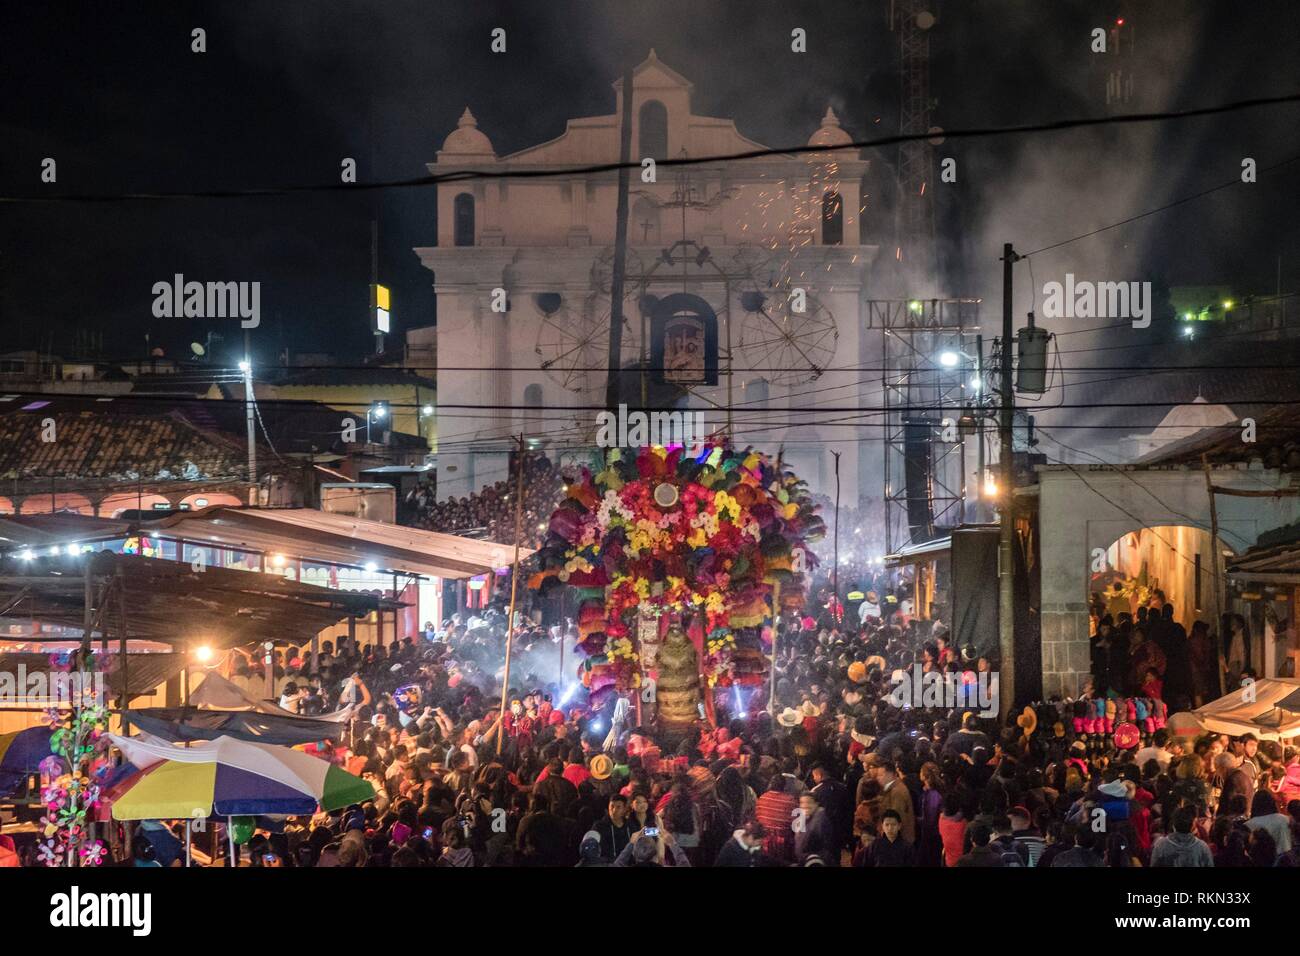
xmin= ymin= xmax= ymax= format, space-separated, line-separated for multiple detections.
xmin=496 ymin=435 xmax=526 ymax=754
xmin=831 ymin=450 xmax=841 ymax=624
xmin=769 ymin=579 xmax=782 ymax=717
xmin=771 ymin=445 xmax=785 ymax=717
xmin=1202 ymin=454 xmax=1225 ymax=683
xmin=117 ymin=572 xmax=130 ymax=737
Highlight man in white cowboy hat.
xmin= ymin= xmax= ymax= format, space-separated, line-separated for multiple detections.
xmin=859 ymin=590 xmax=882 ymax=625
xmin=777 ymin=707 xmax=802 ymax=729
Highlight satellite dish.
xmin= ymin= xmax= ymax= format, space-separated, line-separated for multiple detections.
xmin=190 ymin=342 xmax=206 ymax=356
xmin=916 ymin=11 xmax=936 ymax=29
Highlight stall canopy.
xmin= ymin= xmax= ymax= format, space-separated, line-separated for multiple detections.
xmin=1191 ymin=678 xmax=1300 ymax=740
xmin=187 ymin=672 xmax=352 ymax=721
xmin=0 ymin=551 xmax=385 ymax=649
xmin=0 ymin=506 xmax=529 ymax=579
xmin=126 ymin=707 xmax=344 ymax=746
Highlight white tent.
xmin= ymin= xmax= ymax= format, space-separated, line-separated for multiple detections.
xmin=1190 ymin=678 xmax=1300 ymax=741
xmin=189 ymin=672 xmax=353 ymax=723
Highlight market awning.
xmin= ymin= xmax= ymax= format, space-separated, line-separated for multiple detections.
xmin=0 ymin=552 xmax=385 ymax=648
xmin=126 ymin=706 xmax=344 ymax=746
xmin=1190 ymin=678 xmax=1300 ymax=740
xmin=0 ymin=651 xmax=186 ymax=701
xmin=885 ymin=535 xmax=953 ymax=567
xmin=0 ymin=506 xmax=530 ymax=580
xmin=187 ymin=672 xmax=352 ymax=723
xmin=158 ymin=506 xmax=528 ymax=579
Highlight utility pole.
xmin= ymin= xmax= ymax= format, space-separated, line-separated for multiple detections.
xmin=831 ymin=450 xmax=841 ymax=623
xmin=997 ymin=243 xmax=1018 ymax=717
xmin=975 ymin=333 xmax=985 ymax=523
xmin=242 ymin=329 xmax=257 ymax=507
xmin=497 ymin=434 xmax=526 ymax=755
xmin=604 ymin=64 xmax=634 ymax=412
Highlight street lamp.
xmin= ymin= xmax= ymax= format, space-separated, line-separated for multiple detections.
xmin=367 ymin=401 xmax=390 ymax=444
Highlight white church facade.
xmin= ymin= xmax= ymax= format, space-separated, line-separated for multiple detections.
xmin=415 ymin=51 xmax=881 ymax=507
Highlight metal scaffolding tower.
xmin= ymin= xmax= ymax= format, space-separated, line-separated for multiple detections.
xmin=872 ymin=297 xmax=981 ymax=554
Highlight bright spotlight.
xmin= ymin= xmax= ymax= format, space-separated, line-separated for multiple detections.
xmin=364 ymin=561 xmax=378 ymax=573
xmin=938 ymin=351 xmax=960 ymax=368
xmin=238 ymin=360 xmax=251 ymax=374
xmin=194 ymin=645 xmax=214 ymax=663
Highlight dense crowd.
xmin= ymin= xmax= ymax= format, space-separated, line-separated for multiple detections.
xmin=407 ymin=454 xmax=564 ymax=550
xmin=114 ymin=578 xmax=1300 ymax=869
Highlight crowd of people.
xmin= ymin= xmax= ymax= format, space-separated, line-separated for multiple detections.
xmin=115 ymin=575 xmax=1300 ymax=869
xmin=406 ymin=454 xmax=564 ymax=550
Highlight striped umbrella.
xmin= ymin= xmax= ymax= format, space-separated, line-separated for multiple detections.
xmin=0 ymin=727 xmax=53 ymax=796
xmin=106 ymin=733 xmax=372 ymax=820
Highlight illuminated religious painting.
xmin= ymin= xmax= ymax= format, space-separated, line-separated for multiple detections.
xmin=650 ymin=292 xmax=719 ymax=386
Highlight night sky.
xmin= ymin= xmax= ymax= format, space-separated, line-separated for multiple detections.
xmin=1 ymin=0 xmax=1297 ymax=379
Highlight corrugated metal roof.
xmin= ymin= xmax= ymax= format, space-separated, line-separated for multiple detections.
xmin=0 ymin=507 xmax=530 ymax=580
xmin=0 ymin=652 xmax=185 ymax=701
xmin=0 ymin=551 xmax=386 ymax=647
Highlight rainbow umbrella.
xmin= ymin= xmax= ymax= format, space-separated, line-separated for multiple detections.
xmin=106 ymin=733 xmax=372 ymax=820
xmin=0 ymin=727 xmax=53 ymax=796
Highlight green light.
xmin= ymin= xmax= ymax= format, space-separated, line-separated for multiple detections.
xmin=1222 ymin=300 xmax=1233 ymax=310
xmin=908 ymin=300 xmax=922 ymax=313
xmin=1182 ymin=313 xmax=1193 ymax=321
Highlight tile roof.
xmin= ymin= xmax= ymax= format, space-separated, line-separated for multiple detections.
xmin=0 ymin=404 xmax=247 ymax=481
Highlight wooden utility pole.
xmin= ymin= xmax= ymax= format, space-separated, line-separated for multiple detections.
xmin=997 ymin=243 xmax=1018 ymax=717
xmin=831 ymin=450 xmax=841 ymax=622
xmin=1202 ymin=454 xmax=1224 ymax=671
xmin=496 ymin=435 xmax=527 ymax=754
xmin=603 ymin=64 xmax=635 ymax=411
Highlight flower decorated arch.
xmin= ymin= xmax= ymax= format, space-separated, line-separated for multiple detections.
xmin=531 ymin=443 xmax=823 ymax=712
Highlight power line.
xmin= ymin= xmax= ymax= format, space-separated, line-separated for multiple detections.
xmin=1021 ymin=154 xmax=1300 ymax=258
xmin=2 ymin=92 xmax=1297 ymax=205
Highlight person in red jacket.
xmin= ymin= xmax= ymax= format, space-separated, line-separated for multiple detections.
xmin=755 ymin=775 xmax=798 ymax=864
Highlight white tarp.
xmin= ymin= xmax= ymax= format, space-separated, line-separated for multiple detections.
xmin=188 ymin=672 xmax=353 ymax=723
xmin=1190 ymin=677 xmax=1300 ymax=740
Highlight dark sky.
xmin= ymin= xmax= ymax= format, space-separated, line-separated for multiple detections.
xmin=1 ymin=0 xmax=1297 ymax=371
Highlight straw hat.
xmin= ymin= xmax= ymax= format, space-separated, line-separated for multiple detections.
xmin=588 ymin=754 xmax=614 ymax=781
xmin=1016 ymin=706 xmax=1037 ymax=737
xmin=777 ymin=707 xmax=801 ymax=727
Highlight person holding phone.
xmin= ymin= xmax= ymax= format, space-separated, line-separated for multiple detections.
xmin=612 ymin=826 xmax=690 ymax=867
